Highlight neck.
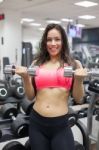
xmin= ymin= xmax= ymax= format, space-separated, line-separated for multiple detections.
xmin=50 ymin=56 xmax=60 ymax=64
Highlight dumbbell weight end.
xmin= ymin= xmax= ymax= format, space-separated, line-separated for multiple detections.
xmin=4 ymin=65 xmax=16 ymax=75
xmin=64 ymin=66 xmax=75 ymax=77
xmin=27 ymin=66 xmax=38 ymax=76
xmin=64 ymin=66 xmax=99 ymax=77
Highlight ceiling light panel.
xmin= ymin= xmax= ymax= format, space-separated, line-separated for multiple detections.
xmin=30 ymin=23 xmax=41 ymax=26
xmin=46 ymin=20 xmax=61 ymax=24
xmin=21 ymin=18 xmax=34 ymax=22
xmin=78 ymin=15 xmax=96 ymax=19
xmin=76 ymin=24 xmax=85 ymax=27
xmin=61 ymin=18 xmax=73 ymax=22
xmin=75 ymin=1 xmax=98 ymax=7
xmin=39 ymin=27 xmax=45 ymax=31
xmin=0 ymin=0 xmax=3 ymax=2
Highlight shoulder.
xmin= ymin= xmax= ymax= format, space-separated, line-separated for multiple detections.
xmin=74 ymin=59 xmax=83 ymax=69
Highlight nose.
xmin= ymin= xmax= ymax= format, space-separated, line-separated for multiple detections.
xmin=51 ymin=39 xmax=56 ymax=45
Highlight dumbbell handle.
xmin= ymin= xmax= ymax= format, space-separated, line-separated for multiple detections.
xmin=27 ymin=66 xmax=38 ymax=76
xmin=9 ymin=113 xmax=30 ymax=121
xmin=64 ymin=66 xmax=99 ymax=77
xmin=9 ymin=113 xmax=16 ymax=120
xmin=0 ymin=115 xmax=29 ymax=125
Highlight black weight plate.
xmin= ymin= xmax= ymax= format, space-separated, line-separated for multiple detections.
xmin=1 ymin=103 xmax=18 ymax=119
xmin=68 ymin=113 xmax=78 ymax=127
xmin=0 ymin=129 xmax=2 ymax=139
xmin=0 ymin=87 xmax=8 ymax=100
xmin=78 ymin=108 xmax=88 ymax=118
xmin=21 ymin=98 xmax=34 ymax=115
xmin=11 ymin=116 xmax=29 ymax=138
xmin=14 ymin=86 xmax=25 ymax=99
xmin=88 ymin=79 xmax=99 ymax=93
xmin=25 ymin=139 xmax=31 ymax=150
xmin=2 ymin=141 xmax=26 ymax=150
xmin=5 ymin=97 xmax=19 ymax=103
xmin=0 ymin=128 xmax=14 ymax=143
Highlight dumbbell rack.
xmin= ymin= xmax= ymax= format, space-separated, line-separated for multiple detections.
xmin=0 ymin=114 xmax=29 ymax=143
xmin=0 ymin=98 xmax=33 ymax=149
xmin=0 ymin=85 xmax=25 ymax=142
xmin=0 ymin=108 xmax=16 ymax=143
xmin=0 ymin=99 xmax=30 ymax=143
xmin=0 ymin=97 xmax=22 ymax=110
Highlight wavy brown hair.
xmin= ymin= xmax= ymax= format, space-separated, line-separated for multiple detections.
xmin=35 ymin=23 xmax=76 ymax=68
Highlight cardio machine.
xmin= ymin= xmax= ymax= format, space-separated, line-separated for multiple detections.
xmin=87 ymin=79 xmax=99 ymax=150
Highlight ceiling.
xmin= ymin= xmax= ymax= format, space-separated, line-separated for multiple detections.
xmin=0 ymin=0 xmax=99 ymax=34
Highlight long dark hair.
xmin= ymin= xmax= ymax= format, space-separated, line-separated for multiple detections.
xmin=35 ymin=23 xmax=76 ymax=68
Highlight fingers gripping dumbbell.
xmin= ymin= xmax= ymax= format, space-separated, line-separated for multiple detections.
xmin=1 ymin=103 xmax=29 ymax=138
xmin=4 ymin=65 xmax=38 ymax=76
xmin=64 ymin=66 xmax=99 ymax=77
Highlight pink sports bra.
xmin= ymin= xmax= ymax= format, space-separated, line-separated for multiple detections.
xmin=34 ymin=64 xmax=73 ymax=90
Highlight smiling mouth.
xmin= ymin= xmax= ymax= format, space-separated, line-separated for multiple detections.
xmin=50 ymin=48 xmax=58 ymax=51
xmin=50 ymin=50 xmax=57 ymax=53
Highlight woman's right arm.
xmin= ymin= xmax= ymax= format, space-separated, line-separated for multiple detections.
xmin=15 ymin=66 xmax=35 ymax=100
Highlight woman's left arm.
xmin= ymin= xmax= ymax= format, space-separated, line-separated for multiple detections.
xmin=72 ymin=60 xmax=87 ymax=104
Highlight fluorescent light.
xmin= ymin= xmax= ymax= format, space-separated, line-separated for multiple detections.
xmin=30 ymin=23 xmax=41 ymax=26
xmin=78 ymin=15 xmax=96 ymax=19
xmin=46 ymin=20 xmax=61 ymax=24
xmin=39 ymin=27 xmax=45 ymax=31
xmin=76 ymin=24 xmax=85 ymax=28
xmin=21 ymin=18 xmax=34 ymax=22
xmin=75 ymin=1 xmax=98 ymax=7
xmin=0 ymin=0 xmax=3 ymax=3
xmin=61 ymin=18 xmax=73 ymax=22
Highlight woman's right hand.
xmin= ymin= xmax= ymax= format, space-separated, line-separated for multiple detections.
xmin=15 ymin=66 xmax=29 ymax=79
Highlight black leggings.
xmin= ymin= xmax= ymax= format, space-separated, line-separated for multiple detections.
xmin=29 ymin=109 xmax=75 ymax=150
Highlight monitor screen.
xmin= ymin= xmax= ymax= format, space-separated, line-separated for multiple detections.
xmin=67 ymin=24 xmax=82 ymax=38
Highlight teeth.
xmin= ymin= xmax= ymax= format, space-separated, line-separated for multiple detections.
xmin=51 ymin=49 xmax=57 ymax=51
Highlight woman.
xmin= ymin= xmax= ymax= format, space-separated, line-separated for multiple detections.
xmin=15 ymin=23 xmax=87 ymax=150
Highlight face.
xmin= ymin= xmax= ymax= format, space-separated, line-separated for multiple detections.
xmin=46 ymin=29 xmax=62 ymax=58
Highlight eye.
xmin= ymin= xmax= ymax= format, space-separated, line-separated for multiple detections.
xmin=55 ymin=38 xmax=61 ymax=41
xmin=47 ymin=38 xmax=52 ymax=42
xmin=47 ymin=37 xmax=61 ymax=42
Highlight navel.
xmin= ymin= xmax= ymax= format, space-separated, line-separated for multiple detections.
xmin=46 ymin=105 xmax=50 ymax=108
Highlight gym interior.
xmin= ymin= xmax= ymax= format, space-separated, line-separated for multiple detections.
xmin=0 ymin=0 xmax=99 ymax=150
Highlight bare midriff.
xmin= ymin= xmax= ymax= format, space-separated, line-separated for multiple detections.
xmin=33 ymin=87 xmax=70 ymax=117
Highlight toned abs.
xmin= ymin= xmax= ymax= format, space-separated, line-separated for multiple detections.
xmin=33 ymin=88 xmax=70 ymax=117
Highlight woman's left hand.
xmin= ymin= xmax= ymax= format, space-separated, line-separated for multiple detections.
xmin=74 ymin=68 xmax=88 ymax=81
